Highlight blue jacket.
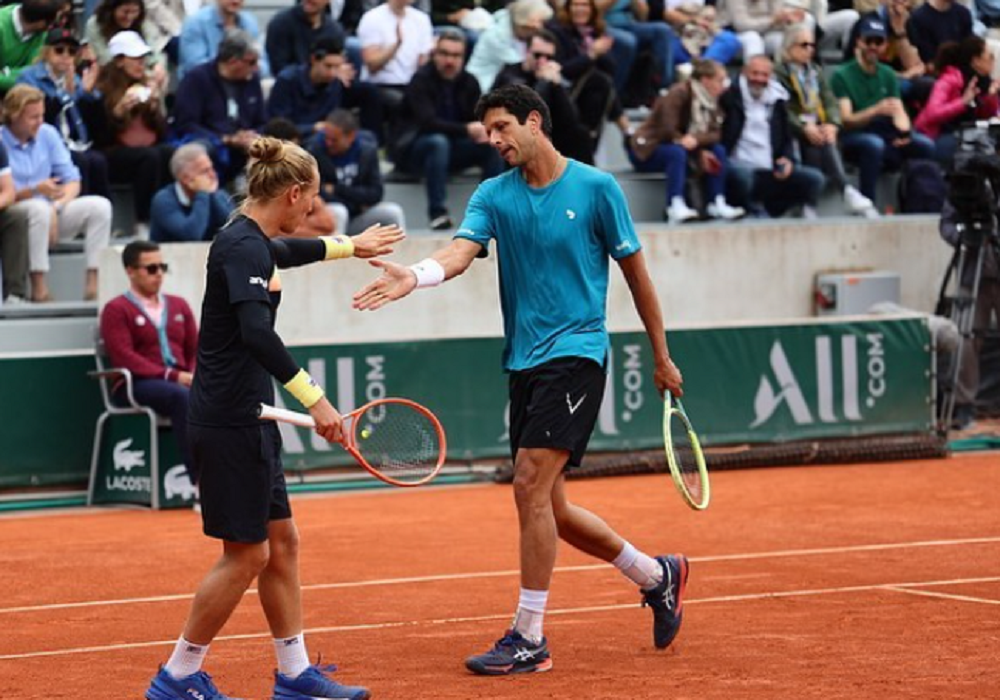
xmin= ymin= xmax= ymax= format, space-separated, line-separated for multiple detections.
xmin=178 ymin=5 xmax=269 ymax=78
xmin=308 ymin=135 xmax=384 ymax=217
xmin=172 ymin=61 xmax=267 ymax=143
xmin=267 ymin=64 xmax=345 ymax=139
xmin=150 ymin=183 xmax=233 ymax=242
xmin=16 ymin=63 xmax=103 ymax=147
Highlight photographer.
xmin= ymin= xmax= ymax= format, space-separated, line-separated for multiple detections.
xmin=939 ymin=153 xmax=1000 ymax=429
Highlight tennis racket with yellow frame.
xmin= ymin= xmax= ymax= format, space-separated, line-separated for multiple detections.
xmin=663 ymin=392 xmax=710 ymax=510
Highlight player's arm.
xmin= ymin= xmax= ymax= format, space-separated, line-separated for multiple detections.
xmin=234 ymin=300 xmax=343 ymax=441
xmin=617 ymin=250 xmax=683 ymax=397
xmin=353 ymin=237 xmax=482 ymax=311
xmin=272 ymin=224 xmax=405 ymax=268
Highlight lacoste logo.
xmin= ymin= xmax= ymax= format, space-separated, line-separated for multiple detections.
xmin=566 ymin=392 xmax=587 ymax=415
xmin=566 ymin=209 xmax=576 ymax=220
xmin=248 ymin=275 xmax=267 ymax=288
xmin=615 ymin=240 xmax=632 ymax=252
xmin=113 ymin=439 xmax=145 ymax=472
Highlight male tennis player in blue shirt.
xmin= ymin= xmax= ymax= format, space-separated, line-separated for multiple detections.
xmin=354 ymin=83 xmax=688 ymax=675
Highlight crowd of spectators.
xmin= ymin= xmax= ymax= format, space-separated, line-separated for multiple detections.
xmin=1 ymin=0 xmax=999 ymax=304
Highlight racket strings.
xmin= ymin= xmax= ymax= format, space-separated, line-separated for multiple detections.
xmin=353 ymin=403 xmax=442 ymax=483
xmin=668 ymin=413 xmax=703 ymax=500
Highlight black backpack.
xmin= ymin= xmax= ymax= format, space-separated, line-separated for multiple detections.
xmin=898 ymin=158 xmax=947 ymax=214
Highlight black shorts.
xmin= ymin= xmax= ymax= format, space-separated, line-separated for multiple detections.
xmin=508 ymin=356 xmax=606 ymax=469
xmin=189 ymin=421 xmax=292 ymax=543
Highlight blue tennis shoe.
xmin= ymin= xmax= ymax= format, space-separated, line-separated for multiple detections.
xmin=145 ymin=668 xmax=241 ymax=700
xmin=465 ymin=629 xmax=552 ymax=675
xmin=641 ymin=554 xmax=689 ymax=649
xmin=272 ymin=663 xmax=370 ymax=700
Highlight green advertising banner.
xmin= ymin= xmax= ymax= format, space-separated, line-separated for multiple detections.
xmin=0 ymin=317 xmax=933 ymax=489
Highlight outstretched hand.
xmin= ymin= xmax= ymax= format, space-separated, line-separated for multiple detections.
xmin=353 ymin=259 xmax=418 ymax=310
xmin=352 ymin=223 xmax=405 ymax=259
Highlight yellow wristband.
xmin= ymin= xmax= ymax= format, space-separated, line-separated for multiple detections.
xmin=284 ymin=369 xmax=325 ymax=408
xmin=321 ymin=235 xmax=355 ymax=260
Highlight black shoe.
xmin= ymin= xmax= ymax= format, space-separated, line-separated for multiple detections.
xmin=641 ymin=554 xmax=689 ymax=649
xmin=465 ymin=630 xmax=552 ymax=675
xmin=951 ymin=404 xmax=976 ymax=430
xmin=429 ymin=214 xmax=453 ymax=230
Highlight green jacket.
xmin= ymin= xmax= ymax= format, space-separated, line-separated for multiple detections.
xmin=774 ymin=60 xmax=842 ymax=136
xmin=0 ymin=5 xmax=46 ymax=92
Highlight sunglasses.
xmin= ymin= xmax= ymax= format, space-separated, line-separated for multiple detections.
xmin=436 ymin=49 xmax=465 ymax=59
xmin=52 ymin=44 xmax=79 ymax=56
xmin=136 ymin=263 xmax=168 ymax=274
xmin=532 ymin=51 xmax=555 ymax=60
xmin=863 ymin=36 xmax=886 ymax=46
xmin=796 ymin=42 xmax=816 ymax=49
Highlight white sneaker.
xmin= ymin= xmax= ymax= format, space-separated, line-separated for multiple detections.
xmin=844 ymin=185 xmax=878 ymax=217
xmin=666 ymin=197 xmax=699 ymax=224
xmin=706 ymin=197 xmax=745 ymax=221
xmin=802 ymin=204 xmax=819 ymax=220
xmin=675 ymin=63 xmax=694 ymax=82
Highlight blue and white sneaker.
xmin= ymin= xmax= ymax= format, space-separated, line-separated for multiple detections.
xmin=465 ymin=630 xmax=553 ymax=675
xmin=641 ymin=554 xmax=689 ymax=649
xmin=272 ymin=663 xmax=370 ymax=700
xmin=145 ymin=668 xmax=241 ymax=700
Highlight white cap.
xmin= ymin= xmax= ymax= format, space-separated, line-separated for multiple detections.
xmin=108 ymin=30 xmax=151 ymax=58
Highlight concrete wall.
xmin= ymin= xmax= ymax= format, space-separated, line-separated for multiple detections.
xmin=95 ymin=215 xmax=952 ymax=349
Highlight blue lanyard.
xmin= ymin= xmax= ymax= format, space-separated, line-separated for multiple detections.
xmin=125 ymin=291 xmax=177 ymax=369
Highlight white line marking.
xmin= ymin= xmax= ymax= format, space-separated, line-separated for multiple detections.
xmin=2 ymin=536 xmax=999 ymax=616
xmin=883 ymin=585 xmax=1000 ymax=606
xmin=1 ymin=576 xmax=998 ymax=662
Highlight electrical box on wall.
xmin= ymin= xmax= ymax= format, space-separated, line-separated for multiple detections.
xmin=814 ymin=271 xmax=901 ymax=316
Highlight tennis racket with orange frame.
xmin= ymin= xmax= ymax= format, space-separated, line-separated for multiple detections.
xmin=259 ymin=398 xmax=446 ymax=487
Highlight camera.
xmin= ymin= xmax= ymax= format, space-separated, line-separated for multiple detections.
xmin=948 ymin=123 xmax=1000 ymax=239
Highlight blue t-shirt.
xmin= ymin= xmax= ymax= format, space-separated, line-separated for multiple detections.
xmin=455 ymin=160 xmax=641 ymax=372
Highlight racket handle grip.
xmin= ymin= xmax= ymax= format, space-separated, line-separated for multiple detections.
xmin=259 ymin=403 xmax=316 ymax=428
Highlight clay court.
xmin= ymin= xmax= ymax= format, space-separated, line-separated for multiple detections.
xmin=1 ymin=453 xmax=998 ymax=699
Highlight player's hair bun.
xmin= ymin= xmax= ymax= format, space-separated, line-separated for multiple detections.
xmin=248 ymin=136 xmax=284 ymax=164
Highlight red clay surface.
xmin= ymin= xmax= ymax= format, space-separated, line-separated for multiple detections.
xmin=1 ymin=454 xmax=998 ymax=699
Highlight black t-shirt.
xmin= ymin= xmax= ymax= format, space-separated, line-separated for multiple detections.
xmin=189 ymin=216 xmax=282 ymax=427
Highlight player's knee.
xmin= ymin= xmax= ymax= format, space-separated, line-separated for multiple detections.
xmin=226 ymin=542 xmax=270 ymax=579
xmin=511 ymin=460 xmax=550 ymax=510
xmin=268 ymin=526 xmax=300 ymax=566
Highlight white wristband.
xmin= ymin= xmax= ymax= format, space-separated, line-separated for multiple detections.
xmin=409 ymin=258 xmax=445 ymax=288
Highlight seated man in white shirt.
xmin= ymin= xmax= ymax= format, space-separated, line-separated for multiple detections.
xmin=356 ymin=0 xmax=434 ymax=109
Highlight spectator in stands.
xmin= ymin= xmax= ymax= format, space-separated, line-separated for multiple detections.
xmin=663 ymin=0 xmax=741 ymax=71
xmin=2 ymin=85 xmax=111 ymax=301
xmin=0 ymin=141 xmax=30 ymax=305
xmin=0 ymin=0 xmax=61 ymax=93
xmin=852 ymin=0 xmax=929 ymax=103
xmin=260 ymin=116 xmax=338 ymax=236
xmin=96 ymin=30 xmax=174 ymax=239
xmin=100 ymin=240 xmax=199 ymax=481
xmin=16 ymin=28 xmax=112 ymax=201
xmin=84 ymin=0 xmax=168 ymax=80
xmin=430 ymin=0 xmax=504 ymax=44
xmin=548 ymin=0 xmax=632 ymax=147
xmin=265 ymin=0 xmax=349 ymax=77
xmin=467 ymin=0 xmax=554 ymax=92
xmin=150 ymin=143 xmax=232 ymax=242
xmin=493 ymin=30 xmax=595 ymax=163
xmin=907 ymin=0 xmax=974 ymax=69
xmin=179 ymin=0 xmax=268 ymax=78
xmin=357 ymin=0 xmax=435 ymax=109
xmin=310 ymin=108 xmax=405 ymax=235
xmin=721 ymin=55 xmax=826 ymax=218
xmin=916 ymin=37 xmax=999 ymax=163
xmin=142 ymin=0 xmax=185 ymax=62
xmin=173 ymin=28 xmax=266 ymax=183
xmin=718 ymin=0 xmax=791 ymax=58
xmin=597 ymin=0 xmax=675 ymax=92
xmin=832 ymin=16 xmax=935 ymax=206
xmin=393 ymin=29 xmax=502 ymax=230
xmin=776 ymin=24 xmax=878 ymax=217
xmin=628 ymin=59 xmax=744 ymax=223
xmin=781 ymin=0 xmax=860 ymax=56
xmin=267 ymin=35 xmax=382 ymax=142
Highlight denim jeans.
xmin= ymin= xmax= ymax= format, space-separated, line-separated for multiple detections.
xmin=401 ymin=133 xmax=503 ymax=217
xmin=671 ymin=30 xmax=741 ymax=66
xmin=606 ymin=20 xmax=675 ymax=87
xmin=839 ymin=130 xmax=936 ymax=201
xmin=726 ymin=163 xmax=826 ymax=217
xmin=629 ymin=142 xmax=727 ymax=202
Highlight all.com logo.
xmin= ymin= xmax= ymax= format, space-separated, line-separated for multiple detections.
xmin=750 ymin=333 xmax=887 ymax=428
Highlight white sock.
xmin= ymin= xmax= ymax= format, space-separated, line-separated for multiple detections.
xmin=512 ymin=588 xmax=549 ymax=644
xmin=273 ymin=633 xmax=311 ymax=678
xmin=164 ymin=637 xmax=209 ymax=680
xmin=612 ymin=541 xmax=663 ymax=591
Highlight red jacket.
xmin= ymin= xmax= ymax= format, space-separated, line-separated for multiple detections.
xmin=915 ymin=66 xmax=999 ymax=139
xmin=99 ymin=293 xmax=198 ymax=383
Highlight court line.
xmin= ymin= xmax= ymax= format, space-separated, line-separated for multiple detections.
xmin=2 ymin=535 xmax=998 ymax=616
xmin=883 ymin=585 xmax=1000 ymax=606
xmin=2 ymin=575 xmax=997 ymax=662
